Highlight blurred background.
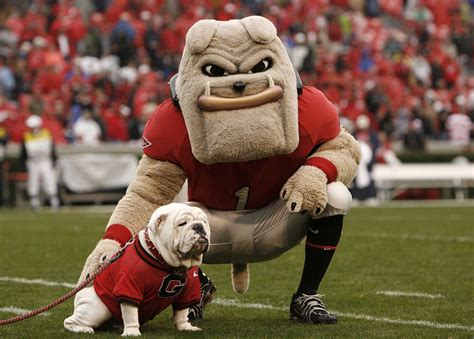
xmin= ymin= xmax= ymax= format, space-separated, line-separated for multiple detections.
xmin=0 ymin=0 xmax=473 ymax=209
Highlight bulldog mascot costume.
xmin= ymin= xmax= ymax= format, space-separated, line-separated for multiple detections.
xmin=79 ymin=16 xmax=360 ymax=325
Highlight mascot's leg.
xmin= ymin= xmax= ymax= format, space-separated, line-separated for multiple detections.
xmin=289 ymin=215 xmax=343 ymax=324
xmin=297 ymin=216 xmax=343 ymax=296
xmin=289 ymin=182 xmax=351 ymax=324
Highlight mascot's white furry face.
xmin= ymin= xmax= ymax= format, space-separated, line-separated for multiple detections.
xmin=176 ymin=16 xmax=299 ymax=165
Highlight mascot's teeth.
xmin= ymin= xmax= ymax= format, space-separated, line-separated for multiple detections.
xmin=267 ymin=74 xmax=275 ymax=88
xmin=205 ymin=81 xmax=211 ymax=96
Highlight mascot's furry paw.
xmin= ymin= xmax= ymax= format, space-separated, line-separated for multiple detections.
xmin=280 ymin=166 xmax=328 ymax=218
xmin=231 ymin=263 xmax=249 ymax=294
xmin=77 ymin=239 xmax=121 ymax=285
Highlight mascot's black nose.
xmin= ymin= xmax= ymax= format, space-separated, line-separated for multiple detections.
xmin=233 ymin=81 xmax=246 ymax=93
xmin=193 ymin=223 xmax=205 ymax=233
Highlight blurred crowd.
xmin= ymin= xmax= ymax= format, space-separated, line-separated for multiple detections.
xmin=0 ymin=0 xmax=473 ymax=152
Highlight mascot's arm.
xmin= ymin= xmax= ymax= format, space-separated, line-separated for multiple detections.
xmin=308 ymin=128 xmax=361 ymax=186
xmin=107 ymin=155 xmax=186 ymax=236
xmin=77 ymin=155 xmax=186 ymax=284
xmin=281 ymin=129 xmax=360 ymax=218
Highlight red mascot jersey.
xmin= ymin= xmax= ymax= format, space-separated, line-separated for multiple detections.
xmin=94 ymin=237 xmax=200 ymax=325
xmin=143 ymin=86 xmax=340 ymax=211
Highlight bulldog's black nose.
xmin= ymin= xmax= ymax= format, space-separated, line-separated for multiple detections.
xmin=193 ymin=223 xmax=205 ymax=233
xmin=233 ymin=81 xmax=246 ymax=93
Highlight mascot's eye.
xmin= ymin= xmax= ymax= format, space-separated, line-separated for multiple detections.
xmin=202 ymin=64 xmax=230 ymax=77
xmin=249 ymin=58 xmax=272 ymax=73
xmin=178 ymin=221 xmax=187 ymax=227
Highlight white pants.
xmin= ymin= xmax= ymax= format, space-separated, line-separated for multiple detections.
xmin=177 ymin=180 xmax=350 ymax=264
xmin=26 ymin=159 xmax=58 ymax=198
xmin=188 ymin=198 xmax=348 ymax=265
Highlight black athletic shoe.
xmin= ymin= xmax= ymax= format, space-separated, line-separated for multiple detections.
xmin=290 ymin=293 xmax=338 ymax=324
xmin=188 ymin=271 xmax=217 ymax=322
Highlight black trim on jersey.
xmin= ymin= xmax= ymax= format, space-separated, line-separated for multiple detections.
xmin=307 ymin=142 xmax=323 ymax=158
xmin=118 ymin=297 xmax=141 ymax=307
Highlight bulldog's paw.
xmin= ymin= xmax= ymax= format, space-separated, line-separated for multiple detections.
xmin=122 ymin=327 xmax=141 ymax=336
xmin=63 ymin=319 xmax=94 ymax=334
xmin=176 ymin=322 xmax=202 ymax=331
xmin=280 ymin=166 xmax=328 ymax=218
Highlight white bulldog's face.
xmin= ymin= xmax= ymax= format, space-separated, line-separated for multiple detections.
xmin=147 ymin=203 xmax=210 ymax=267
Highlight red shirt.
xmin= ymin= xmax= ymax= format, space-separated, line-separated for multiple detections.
xmin=143 ymin=86 xmax=340 ymax=210
xmin=94 ymin=238 xmax=201 ymax=325
xmin=103 ymin=110 xmax=129 ymax=142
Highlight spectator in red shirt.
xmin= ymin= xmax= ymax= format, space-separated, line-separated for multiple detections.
xmin=103 ymin=105 xmax=130 ymax=142
xmin=42 ymin=109 xmax=67 ymax=145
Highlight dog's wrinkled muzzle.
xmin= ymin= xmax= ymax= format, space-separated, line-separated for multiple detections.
xmin=178 ymin=232 xmax=209 ymax=259
xmin=193 ymin=237 xmax=209 ymax=253
xmin=190 ymin=223 xmax=209 ymax=252
xmin=192 ymin=223 xmax=206 ymax=235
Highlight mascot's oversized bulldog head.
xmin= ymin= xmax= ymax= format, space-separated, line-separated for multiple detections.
xmin=148 ymin=203 xmax=211 ymax=268
xmin=176 ymin=16 xmax=298 ymax=164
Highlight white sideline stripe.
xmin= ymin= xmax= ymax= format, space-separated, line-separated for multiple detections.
xmin=213 ymin=298 xmax=473 ymax=332
xmin=346 ymin=232 xmax=474 ymax=243
xmin=214 ymin=298 xmax=286 ymax=311
xmin=329 ymin=311 xmax=473 ymax=332
xmin=0 ymin=277 xmax=76 ymax=289
xmin=0 ymin=306 xmax=49 ymax=316
xmin=2 ymin=277 xmax=472 ymax=332
xmin=370 ymin=200 xmax=474 ymax=208
xmin=376 ymin=291 xmax=444 ymax=299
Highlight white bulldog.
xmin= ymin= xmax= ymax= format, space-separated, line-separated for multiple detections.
xmin=64 ymin=203 xmax=211 ymax=336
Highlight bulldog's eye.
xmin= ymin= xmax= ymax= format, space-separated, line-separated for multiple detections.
xmin=249 ymin=58 xmax=272 ymax=73
xmin=177 ymin=221 xmax=187 ymax=227
xmin=202 ymin=64 xmax=229 ymax=77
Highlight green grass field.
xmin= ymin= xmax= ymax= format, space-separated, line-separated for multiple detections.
xmin=0 ymin=206 xmax=473 ymax=338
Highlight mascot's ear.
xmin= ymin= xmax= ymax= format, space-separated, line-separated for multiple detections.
xmin=185 ymin=19 xmax=218 ymax=54
xmin=241 ymin=16 xmax=277 ymax=44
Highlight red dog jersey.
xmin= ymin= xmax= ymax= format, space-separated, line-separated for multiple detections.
xmin=143 ymin=86 xmax=340 ymax=210
xmin=94 ymin=238 xmax=200 ymax=325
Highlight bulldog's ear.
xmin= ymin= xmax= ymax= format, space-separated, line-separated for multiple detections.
xmin=241 ymin=16 xmax=277 ymax=44
xmin=185 ymin=19 xmax=218 ymax=54
xmin=148 ymin=214 xmax=165 ymax=233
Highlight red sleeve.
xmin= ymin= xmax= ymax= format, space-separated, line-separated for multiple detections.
xmin=305 ymin=157 xmax=338 ymax=183
xmin=298 ymin=86 xmax=340 ymax=182
xmin=141 ymin=99 xmax=188 ymax=166
xmin=172 ymin=267 xmax=201 ymax=310
xmin=103 ymin=224 xmax=132 ymax=246
xmin=298 ymin=86 xmax=340 ymax=146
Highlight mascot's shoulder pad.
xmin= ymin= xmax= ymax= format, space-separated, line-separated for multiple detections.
xmin=298 ymin=86 xmax=340 ymax=144
xmin=142 ymin=99 xmax=188 ymax=162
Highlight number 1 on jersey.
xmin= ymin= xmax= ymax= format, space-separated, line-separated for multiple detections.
xmin=234 ymin=186 xmax=249 ymax=210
